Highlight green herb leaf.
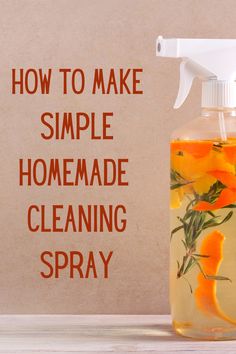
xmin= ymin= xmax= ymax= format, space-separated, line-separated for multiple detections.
xmin=171 ymin=181 xmax=192 ymax=190
xmin=205 ymin=275 xmax=232 ymax=282
xmin=223 ymin=204 xmax=236 ymax=208
xmin=177 ymin=260 xmax=180 ymax=270
xmin=194 ymin=259 xmax=207 ymax=278
xmin=193 ymin=253 xmax=210 ymax=258
xmin=183 ymin=257 xmax=196 ymax=274
xmin=202 ymin=211 xmax=233 ymax=229
xmin=170 ymin=169 xmax=193 ymax=190
xmin=207 ymin=211 xmax=216 ymax=217
xmin=171 ymin=225 xmax=184 ymax=239
xmin=181 ymin=239 xmax=187 ymax=250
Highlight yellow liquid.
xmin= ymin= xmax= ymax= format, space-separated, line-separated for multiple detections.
xmin=170 ymin=139 xmax=236 ymax=340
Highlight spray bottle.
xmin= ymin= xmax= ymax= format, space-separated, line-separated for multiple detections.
xmin=156 ymin=36 xmax=236 ymax=340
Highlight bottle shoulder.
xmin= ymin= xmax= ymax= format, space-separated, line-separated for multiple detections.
xmin=171 ymin=113 xmax=236 ymax=141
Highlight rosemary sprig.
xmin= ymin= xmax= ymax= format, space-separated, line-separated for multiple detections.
xmin=171 ymin=179 xmax=234 ymax=285
xmin=170 ymin=169 xmax=193 ymax=190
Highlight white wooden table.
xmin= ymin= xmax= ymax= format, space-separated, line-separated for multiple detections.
xmin=0 ymin=315 xmax=235 ymax=353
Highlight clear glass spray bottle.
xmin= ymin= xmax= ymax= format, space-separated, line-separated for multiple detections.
xmin=157 ymin=36 xmax=236 ymax=340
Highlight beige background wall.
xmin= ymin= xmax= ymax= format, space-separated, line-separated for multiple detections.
xmin=0 ymin=0 xmax=235 ymax=314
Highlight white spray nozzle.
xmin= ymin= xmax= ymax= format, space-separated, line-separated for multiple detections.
xmin=156 ymin=36 xmax=236 ymax=108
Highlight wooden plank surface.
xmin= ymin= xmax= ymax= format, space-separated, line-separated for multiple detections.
xmin=0 ymin=315 xmax=235 ymax=353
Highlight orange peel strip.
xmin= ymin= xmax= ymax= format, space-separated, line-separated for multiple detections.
xmin=171 ymin=141 xmax=213 ymax=159
xmin=208 ymin=170 xmax=236 ymax=189
xmin=223 ymin=145 xmax=236 ymax=165
xmin=195 ymin=230 xmax=236 ymax=324
xmin=193 ymin=188 xmax=236 ymax=211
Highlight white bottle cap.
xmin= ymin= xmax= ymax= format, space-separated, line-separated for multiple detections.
xmin=201 ymin=80 xmax=236 ymax=108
